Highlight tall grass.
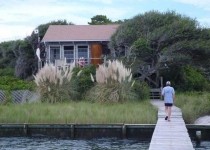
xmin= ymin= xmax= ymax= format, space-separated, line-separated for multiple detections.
xmin=87 ymin=60 xmax=148 ymax=103
xmin=33 ymin=63 xmax=77 ymax=103
xmin=175 ymin=92 xmax=210 ymax=123
xmin=0 ymin=101 xmax=157 ymax=124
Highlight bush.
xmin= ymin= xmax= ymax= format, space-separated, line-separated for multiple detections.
xmin=34 ymin=63 xmax=78 ymax=103
xmin=180 ymin=66 xmax=209 ymax=91
xmin=131 ymin=80 xmax=150 ymax=100
xmin=72 ymin=65 xmax=96 ymax=99
xmin=85 ymin=82 xmax=138 ymax=103
xmin=0 ymin=76 xmax=35 ymax=91
xmin=0 ymin=67 xmax=14 ymax=76
xmin=85 ymin=60 xmax=139 ymax=103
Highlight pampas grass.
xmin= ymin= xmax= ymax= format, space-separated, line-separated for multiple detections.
xmin=34 ymin=63 xmax=77 ymax=103
xmin=95 ymin=60 xmax=132 ymax=84
xmin=87 ymin=60 xmax=140 ymax=103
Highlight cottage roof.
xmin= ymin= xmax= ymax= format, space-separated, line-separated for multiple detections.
xmin=42 ymin=24 xmax=119 ymax=42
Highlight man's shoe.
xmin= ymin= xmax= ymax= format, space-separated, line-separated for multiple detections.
xmin=165 ymin=116 xmax=168 ymax=120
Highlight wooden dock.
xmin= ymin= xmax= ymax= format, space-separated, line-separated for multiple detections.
xmin=149 ymin=100 xmax=194 ymax=150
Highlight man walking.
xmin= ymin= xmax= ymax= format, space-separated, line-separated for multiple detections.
xmin=161 ymin=81 xmax=175 ymax=122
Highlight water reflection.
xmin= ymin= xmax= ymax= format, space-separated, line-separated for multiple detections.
xmin=0 ymin=137 xmax=150 ymax=150
xmin=193 ymin=141 xmax=210 ymax=150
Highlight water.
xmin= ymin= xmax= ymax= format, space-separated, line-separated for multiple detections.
xmin=1 ymin=137 xmax=210 ymax=149
xmin=0 ymin=137 xmax=149 ymax=150
xmin=193 ymin=141 xmax=210 ymax=150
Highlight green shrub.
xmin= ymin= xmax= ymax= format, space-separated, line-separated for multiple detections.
xmin=0 ymin=67 xmax=14 ymax=76
xmin=180 ymin=66 xmax=209 ymax=91
xmin=131 ymin=80 xmax=150 ymax=100
xmin=0 ymin=76 xmax=35 ymax=91
xmin=72 ymin=65 xmax=96 ymax=99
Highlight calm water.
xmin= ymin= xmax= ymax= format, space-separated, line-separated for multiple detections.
xmin=193 ymin=141 xmax=210 ymax=150
xmin=0 ymin=137 xmax=209 ymax=150
xmin=0 ymin=137 xmax=149 ymax=150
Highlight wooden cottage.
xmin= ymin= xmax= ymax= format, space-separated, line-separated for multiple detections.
xmin=41 ymin=24 xmax=119 ymax=67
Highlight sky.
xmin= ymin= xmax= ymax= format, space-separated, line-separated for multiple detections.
xmin=1 ymin=0 xmax=210 ymax=43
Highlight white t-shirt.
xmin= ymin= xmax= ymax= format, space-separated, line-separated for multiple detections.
xmin=161 ymin=86 xmax=175 ymax=103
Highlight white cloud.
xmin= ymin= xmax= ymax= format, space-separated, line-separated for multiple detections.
xmin=173 ymin=0 xmax=210 ymax=11
xmin=1 ymin=0 xmax=210 ymax=42
xmin=198 ymin=17 xmax=210 ymax=28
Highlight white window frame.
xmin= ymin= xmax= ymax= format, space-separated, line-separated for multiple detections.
xmin=76 ymin=44 xmax=90 ymax=64
xmin=49 ymin=45 xmax=61 ymax=64
xmin=62 ymin=45 xmax=75 ymax=64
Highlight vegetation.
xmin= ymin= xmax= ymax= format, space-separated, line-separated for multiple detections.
xmin=85 ymin=60 xmax=149 ymax=103
xmin=0 ymin=101 xmax=157 ymax=124
xmin=109 ymin=10 xmax=210 ymax=90
xmin=33 ymin=63 xmax=78 ymax=103
xmin=72 ymin=65 xmax=96 ymax=99
xmin=175 ymin=92 xmax=210 ymax=124
xmin=88 ymin=15 xmax=126 ymax=25
xmin=0 ymin=12 xmax=210 ymax=125
xmin=0 ymin=76 xmax=35 ymax=91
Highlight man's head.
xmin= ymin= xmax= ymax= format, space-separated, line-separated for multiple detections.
xmin=166 ymin=81 xmax=171 ymax=86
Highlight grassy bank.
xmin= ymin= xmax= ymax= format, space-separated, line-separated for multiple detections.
xmin=0 ymin=101 xmax=157 ymax=124
xmin=175 ymin=92 xmax=210 ymax=124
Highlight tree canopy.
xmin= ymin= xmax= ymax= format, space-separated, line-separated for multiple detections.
xmin=88 ymin=15 xmax=126 ymax=25
xmin=109 ymin=11 xmax=210 ymax=89
xmin=88 ymin=15 xmax=112 ymax=25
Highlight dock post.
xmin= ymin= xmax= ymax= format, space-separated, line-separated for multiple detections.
xmin=71 ymin=124 xmax=75 ymax=139
xmin=122 ymin=124 xmax=126 ymax=139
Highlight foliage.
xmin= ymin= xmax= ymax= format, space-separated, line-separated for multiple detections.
xmin=71 ymin=65 xmax=96 ymax=99
xmin=179 ymin=66 xmax=209 ymax=91
xmin=0 ymin=41 xmax=18 ymax=69
xmin=88 ymin=15 xmax=126 ymax=25
xmin=131 ymin=80 xmax=150 ymax=100
xmin=0 ymin=67 xmax=14 ymax=76
xmin=0 ymin=76 xmax=35 ymax=91
xmin=86 ymin=82 xmax=138 ymax=103
xmin=29 ymin=19 xmax=73 ymax=49
xmin=88 ymin=15 xmax=112 ymax=25
xmin=15 ymin=39 xmax=36 ymax=79
xmin=34 ymin=63 xmax=78 ymax=103
xmin=85 ymin=60 xmax=145 ymax=103
xmin=175 ymin=92 xmax=210 ymax=123
xmin=109 ymin=10 xmax=210 ymax=89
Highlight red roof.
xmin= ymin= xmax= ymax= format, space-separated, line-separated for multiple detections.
xmin=42 ymin=25 xmax=119 ymax=42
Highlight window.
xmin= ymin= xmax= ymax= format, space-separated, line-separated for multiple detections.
xmin=64 ymin=46 xmax=74 ymax=63
xmin=49 ymin=46 xmax=60 ymax=63
xmin=77 ymin=45 xmax=89 ymax=64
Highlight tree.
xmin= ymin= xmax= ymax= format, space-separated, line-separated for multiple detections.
xmin=29 ymin=19 xmax=73 ymax=50
xmin=88 ymin=15 xmax=112 ymax=25
xmin=109 ymin=11 xmax=210 ymax=88
xmin=0 ymin=20 xmax=74 ymax=80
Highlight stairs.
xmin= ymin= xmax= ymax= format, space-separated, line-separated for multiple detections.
xmin=150 ymin=88 xmax=161 ymax=100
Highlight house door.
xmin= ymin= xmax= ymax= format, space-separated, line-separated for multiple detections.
xmin=91 ymin=43 xmax=102 ymax=65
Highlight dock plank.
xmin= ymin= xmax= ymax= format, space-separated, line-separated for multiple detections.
xmin=149 ymin=100 xmax=194 ymax=150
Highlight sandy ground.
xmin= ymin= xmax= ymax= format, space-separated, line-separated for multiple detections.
xmin=150 ymin=100 xmax=210 ymax=125
xmin=194 ymin=116 xmax=210 ymax=125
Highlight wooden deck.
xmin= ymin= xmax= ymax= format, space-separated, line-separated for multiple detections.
xmin=149 ymin=100 xmax=194 ymax=150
